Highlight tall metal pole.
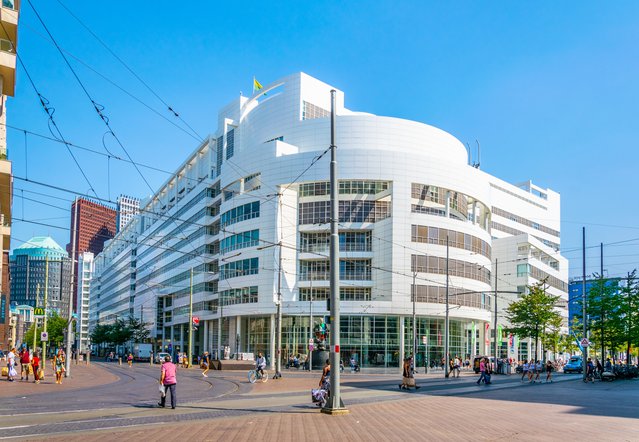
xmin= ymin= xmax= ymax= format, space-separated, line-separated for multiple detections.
xmin=309 ymin=278 xmax=313 ymax=372
xmin=412 ymin=272 xmax=417 ymax=372
xmin=444 ymin=235 xmax=450 ymax=378
xmin=33 ymin=284 xmax=40 ymax=354
xmin=323 ymin=89 xmax=347 ymax=414
xmin=188 ymin=267 xmax=193 ymax=368
xmin=582 ymin=227 xmax=588 ymax=380
xmin=494 ymin=258 xmax=499 ymax=367
xmin=66 ymin=197 xmax=78 ymax=376
xmin=600 ymin=243 xmax=604 ymax=362
xmin=43 ymin=256 xmax=49 ymax=370
xmin=274 ymin=240 xmax=283 ymax=379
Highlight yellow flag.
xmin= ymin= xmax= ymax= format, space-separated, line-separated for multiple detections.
xmin=253 ymin=77 xmax=263 ymax=93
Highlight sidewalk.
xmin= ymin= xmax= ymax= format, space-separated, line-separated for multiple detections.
xmin=44 ymin=384 xmax=639 ymax=442
xmin=0 ymin=362 xmax=117 ymax=398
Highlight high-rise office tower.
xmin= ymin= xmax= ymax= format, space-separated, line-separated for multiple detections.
xmin=67 ymin=198 xmax=116 ymax=310
xmin=116 ymin=194 xmax=140 ymax=233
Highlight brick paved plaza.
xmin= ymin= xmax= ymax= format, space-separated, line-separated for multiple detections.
xmin=0 ymin=362 xmax=637 ymax=441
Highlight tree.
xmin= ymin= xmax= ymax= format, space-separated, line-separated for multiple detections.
xmin=504 ymin=280 xmax=562 ymax=361
xmin=23 ymin=312 xmax=69 ymax=350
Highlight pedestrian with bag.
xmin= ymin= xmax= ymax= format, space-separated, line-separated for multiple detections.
xmin=31 ymin=352 xmax=41 ymax=384
xmin=7 ymin=348 xmax=17 ymax=382
xmin=158 ymin=355 xmax=177 ymax=409
xmin=54 ymin=349 xmax=66 ymax=384
xmin=476 ymin=357 xmax=486 ymax=385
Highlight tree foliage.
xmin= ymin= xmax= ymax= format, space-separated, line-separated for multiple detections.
xmin=504 ymin=280 xmax=562 ymax=360
xmin=89 ymin=316 xmax=150 ymax=347
xmin=23 ymin=312 xmax=69 ymax=349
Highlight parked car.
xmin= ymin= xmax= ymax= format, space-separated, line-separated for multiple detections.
xmin=155 ymin=352 xmax=171 ymax=363
xmin=563 ymin=356 xmax=583 ymax=373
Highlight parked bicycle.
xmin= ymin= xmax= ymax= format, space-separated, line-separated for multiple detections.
xmin=248 ymin=368 xmax=269 ymax=384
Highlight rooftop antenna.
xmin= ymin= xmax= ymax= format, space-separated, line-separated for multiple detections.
xmin=474 ymin=139 xmax=481 ymax=169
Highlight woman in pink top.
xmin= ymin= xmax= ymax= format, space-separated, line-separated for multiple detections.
xmin=158 ymin=356 xmax=177 ymax=409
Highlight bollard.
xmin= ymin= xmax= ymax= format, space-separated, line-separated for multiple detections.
xmin=118 ymin=357 xmax=122 ymax=365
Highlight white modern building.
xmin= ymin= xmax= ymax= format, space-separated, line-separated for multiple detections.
xmin=90 ymin=73 xmax=568 ymax=368
xmin=75 ymin=251 xmax=94 ymax=354
xmin=116 ymin=194 xmax=140 ymax=233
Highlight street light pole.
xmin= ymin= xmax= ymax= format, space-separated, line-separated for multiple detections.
xmin=274 ymin=240 xmax=283 ymax=379
xmin=582 ymin=227 xmax=588 ymax=381
xmin=43 ymin=256 xmax=49 ymax=369
xmin=412 ymin=272 xmax=417 ymax=372
xmin=65 ymin=197 xmax=78 ymax=376
xmin=494 ymin=258 xmax=498 ymax=370
xmin=188 ymin=267 xmax=193 ymax=368
xmin=444 ymin=235 xmax=450 ymax=378
xmin=322 ymin=89 xmax=348 ymax=414
xmin=309 ymin=278 xmax=313 ymax=372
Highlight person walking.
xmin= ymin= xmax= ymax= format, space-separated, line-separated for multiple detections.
xmin=453 ymin=356 xmax=461 ymax=378
xmin=19 ymin=347 xmax=31 ymax=381
xmin=201 ymin=351 xmax=210 ymax=377
xmin=533 ymin=360 xmax=542 ymax=383
xmin=545 ymin=360 xmax=554 ymax=383
xmin=158 ymin=355 xmax=177 ymax=409
xmin=585 ymin=358 xmax=595 ymax=383
xmin=54 ymin=349 xmax=66 ymax=384
xmin=127 ymin=353 xmax=133 ymax=368
xmin=476 ymin=357 xmax=487 ymax=385
xmin=521 ymin=360 xmax=529 ymax=381
xmin=31 ymin=352 xmax=41 ymax=384
xmin=7 ymin=348 xmax=16 ymax=382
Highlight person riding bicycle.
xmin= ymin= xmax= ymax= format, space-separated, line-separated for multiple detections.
xmin=256 ymin=352 xmax=266 ymax=377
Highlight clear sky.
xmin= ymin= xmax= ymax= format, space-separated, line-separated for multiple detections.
xmin=8 ymin=1 xmax=639 ymax=279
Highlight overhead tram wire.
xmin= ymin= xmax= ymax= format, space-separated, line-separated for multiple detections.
xmin=17 ymin=21 xmax=203 ymax=144
xmin=54 ymin=0 xmax=203 ymax=142
xmin=0 ymin=22 xmax=98 ymax=197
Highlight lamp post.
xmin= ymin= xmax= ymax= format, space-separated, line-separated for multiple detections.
xmin=322 ymin=89 xmax=348 ymax=414
xmin=188 ymin=267 xmax=193 ymax=368
xmin=309 ymin=278 xmax=313 ymax=372
xmin=412 ymin=272 xmax=417 ymax=372
xmin=444 ymin=235 xmax=450 ymax=378
xmin=65 ymin=197 xmax=78 ymax=376
xmin=257 ymin=240 xmax=283 ymax=379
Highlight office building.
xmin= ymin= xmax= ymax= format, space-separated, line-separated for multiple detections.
xmin=9 ymin=236 xmax=72 ymax=316
xmin=91 ymin=73 xmax=569 ymax=368
xmin=0 ymin=0 xmax=18 ymax=351
xmin=75 ymin=251 xmax=94 ymax=353
xmin=116 ymin=194 xmax=140 ymax=233
xmin=68 ymin=198 xmax=116 ymax=310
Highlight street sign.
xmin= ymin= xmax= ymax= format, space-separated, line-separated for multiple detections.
xmin=580 ymin=338 xmax=590 ymax=347
xmin=192 ymin=316 xmax=200 ymax=326
xmin=40 ymin=332 xmax=48 ymax=342
xmin=422 ymin=336 xmax=427 ymax=345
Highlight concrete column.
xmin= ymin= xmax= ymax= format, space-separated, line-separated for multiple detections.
xmin=203 ymin=320 xmax=209 ymax=353
xmin=472 ymin=202 xmax=477 ymax=224
xmin=179 ymin=323 xmax=184 ymax=353
xmin=217 ymin=316 xmax=222 ymax=360
xmin=445 ymin=191 xmax=451 ymax=218
xmin=399 ymin=316 xmax=405 ymax=374
xmin=269 ymin=313 xmax=276 ymax=370
xmin=236 ymin=316 xmax=242 ymax=353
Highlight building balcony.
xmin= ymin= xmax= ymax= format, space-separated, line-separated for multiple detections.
xmin=0 ymin=1 xmax=19 ymax=27
xmin=0 ymin=40 xmax=16 ymax=96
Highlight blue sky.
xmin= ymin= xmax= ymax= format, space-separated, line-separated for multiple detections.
xmin=8 ymin=1 xmax=639 ymax=278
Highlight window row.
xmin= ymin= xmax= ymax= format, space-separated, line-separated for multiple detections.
xmin=299 ymin=180 xmax=390 ymax=197
xmin=220 ymin=201 xmax=260 ymax=228
xmin=302 ymin=101 xmax=330 ymax=120
xmin=300 ymin=231 xmax=372 ymax=253
xmin=411 ymin=254 xmax=491 ymax=284
xmin=492 ymin=207 xmax=560 ymax=238
xmin=220 ymin=286 xmax=258 ymax=306
xmin=220 ymin=229 xmax=259 ymax=254
xmin=299 ymin=287 xmax=371 ymax=301
xmin=411 ymin=284 xmax=492 ymax=310
xmin=411 ymin=225 xmax=491 ymax=259
xmin=516 ymin=264 xmax=567 ymax=292
xmin=220 ymin=258 xmax=259 ymax=280
xmin=299 ymin=200 xmax=391 ymax=225
xmin=299 ymin=259 xmax=372 ymax=281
